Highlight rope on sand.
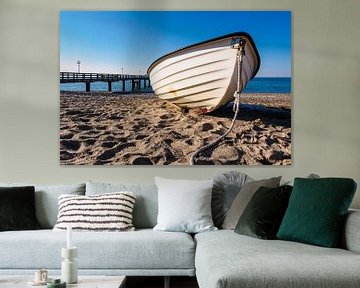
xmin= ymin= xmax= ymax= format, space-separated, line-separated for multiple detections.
xmin=189 ymin=39 xmax=246 ymax=165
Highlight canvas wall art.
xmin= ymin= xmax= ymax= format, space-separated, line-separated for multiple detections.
xmin=60 ymin=11 xmax=291 ymax=165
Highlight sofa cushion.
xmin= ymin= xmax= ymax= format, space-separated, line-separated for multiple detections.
xmin=234 ymin=185 xmax=292 ymax=239
xmin=342 ymin=209 xmax=360 ymax=253
xmin=0 ymin=229 xmax=195 ymax=271
xmin=53 ymin=192 xmax=136 ymax=232
xmin=222 ymin=177 xmax=281 ymax=229
xmin=277 ymin=178 xmax=357 ymax=247
xmin=0 ymin=183 xmax=86 ymax=229
xmin=153 ymin=177 xmax=216 ymax=233
xmin=0 ymin=186 xmax=40 ymax=231
xmin=195 ymin=230 xmax=360 ymax=288
xmin=212 ymin=171 xmax=251 ymax=228
xmin=86 ymin=182 xmax=158 ymax=229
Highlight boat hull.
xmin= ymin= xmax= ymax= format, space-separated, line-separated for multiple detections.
xmin=147 ymin=32 xmax=260 ymax=113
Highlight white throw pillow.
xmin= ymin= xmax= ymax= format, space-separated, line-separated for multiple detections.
xmin=53 ymin=192 xmax=135 ymax=231
xmin=154 ymin=177 xmax=217 ymax=233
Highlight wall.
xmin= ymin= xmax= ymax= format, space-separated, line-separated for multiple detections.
xmin=0 ymin=0 xmax=359 ymax=208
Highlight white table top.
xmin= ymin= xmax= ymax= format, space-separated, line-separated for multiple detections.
xmin=0 ymin=275 xmax=126 ymax=288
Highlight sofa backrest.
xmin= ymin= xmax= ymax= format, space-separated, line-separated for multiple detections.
xmin=0 ymin=183 xmax=86 ymax=228
xmin=86 ymin=181 xmax=158 ymax=229
xmin=0 ymin=171 xmax=253 ymax=230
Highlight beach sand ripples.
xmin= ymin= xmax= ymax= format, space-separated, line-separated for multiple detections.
xmin=60 ymin=92 xmax=291 ymax=165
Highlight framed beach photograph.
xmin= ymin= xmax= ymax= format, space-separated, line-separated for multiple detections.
xmin=60 ymin=11 xmax=291 ymax=165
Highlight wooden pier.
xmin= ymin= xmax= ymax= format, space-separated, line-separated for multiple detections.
xmin=60 ymin=72 xmax=151 ymax=92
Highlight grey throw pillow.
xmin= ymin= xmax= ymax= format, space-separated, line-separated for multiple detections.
xmin=154 ymin=177 xmax=217 ymax=233
xmin=212 ymin=171 xmax=252 ymax=228
xmin=283 ymin=173 xmax=320 ymax=186
xmin=222 ymin=177 xmax=281 ymax=230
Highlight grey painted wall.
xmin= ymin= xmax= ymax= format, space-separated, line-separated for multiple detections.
xmin=0 ymin=0 xmax=359 ymax=208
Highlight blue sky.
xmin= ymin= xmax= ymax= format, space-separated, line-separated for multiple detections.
xmin=60 ymin=11 xmax=291 ymax=77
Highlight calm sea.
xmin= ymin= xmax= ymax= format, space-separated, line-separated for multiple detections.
xmin=60 ymin=77 xmax=291 ymax=94
xmin=243 ymin=77 xmax=291 ymax=94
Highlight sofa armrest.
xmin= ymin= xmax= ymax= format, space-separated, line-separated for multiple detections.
xmin=342 ymin=209 xmax=360 ymax=253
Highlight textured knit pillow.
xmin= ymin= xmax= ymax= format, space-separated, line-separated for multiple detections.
xmin=86 ymin=181 xmax=158 ymax=229
xmin=53 ymin=192 xmax=136 ymax=231
xmin=277 ymin=178 xmax=357 ymax=247
xmin=212 ymin=171 xmax=251 ymax=228
xmin=235 ymin=185 xmax=292 ymax=239
xmin=0 ymin=186 xmax=41 ymax=231
xmin=154 ymin=177 xmax=216 ymax=233
xmin=222 ymin=177 xmax=281 ymax=229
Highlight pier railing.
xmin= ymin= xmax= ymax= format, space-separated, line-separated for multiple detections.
xmin=60 ymin=72 xmax=150 ymax=92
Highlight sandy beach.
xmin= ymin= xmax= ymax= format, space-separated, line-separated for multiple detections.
xmin=60 ymin=92 xmax=291 ymax=165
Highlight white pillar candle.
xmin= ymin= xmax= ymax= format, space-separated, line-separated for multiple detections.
xmin=67 ymin=225 xmax=72 ymax=249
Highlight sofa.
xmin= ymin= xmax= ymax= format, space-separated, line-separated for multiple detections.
xmin=0 ymin=178 xmax=360 ymax=288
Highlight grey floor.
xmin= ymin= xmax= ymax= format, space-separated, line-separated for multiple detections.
xmin=126 ymin=276 xmax=199 ymax=288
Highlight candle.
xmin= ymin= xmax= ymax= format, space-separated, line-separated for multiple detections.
xmin=67 ymin=225 xmax=72 ymax=249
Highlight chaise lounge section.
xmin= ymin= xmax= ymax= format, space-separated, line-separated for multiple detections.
xmin=195 ymin=217 xmax=360 ymax=288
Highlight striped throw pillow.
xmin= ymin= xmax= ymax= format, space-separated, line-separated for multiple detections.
xmin=53 ymin=192 xmax=136 ymax=231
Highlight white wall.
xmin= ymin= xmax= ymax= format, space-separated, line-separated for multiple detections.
xmin=0 ymin=0 xmax=359 ymax=208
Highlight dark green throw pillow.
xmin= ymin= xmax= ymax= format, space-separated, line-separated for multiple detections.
xmin=234 ymin=185 xmax=292 ymax=239
xmin=0 ymin=186 xmax=41 ymax=231
xmin=277 ymin=178 xmax=357 ymax=247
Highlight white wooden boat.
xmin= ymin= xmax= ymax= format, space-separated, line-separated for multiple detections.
xmin=147 ymin=32 xmax=260 ymax=113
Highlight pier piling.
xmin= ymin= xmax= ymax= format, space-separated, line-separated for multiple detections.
xmin=122 ymin=79 xmax=125 ymax=92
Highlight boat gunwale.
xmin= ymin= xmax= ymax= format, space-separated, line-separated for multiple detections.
xmin=147 ymin=31 xmax=261 ymax=79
